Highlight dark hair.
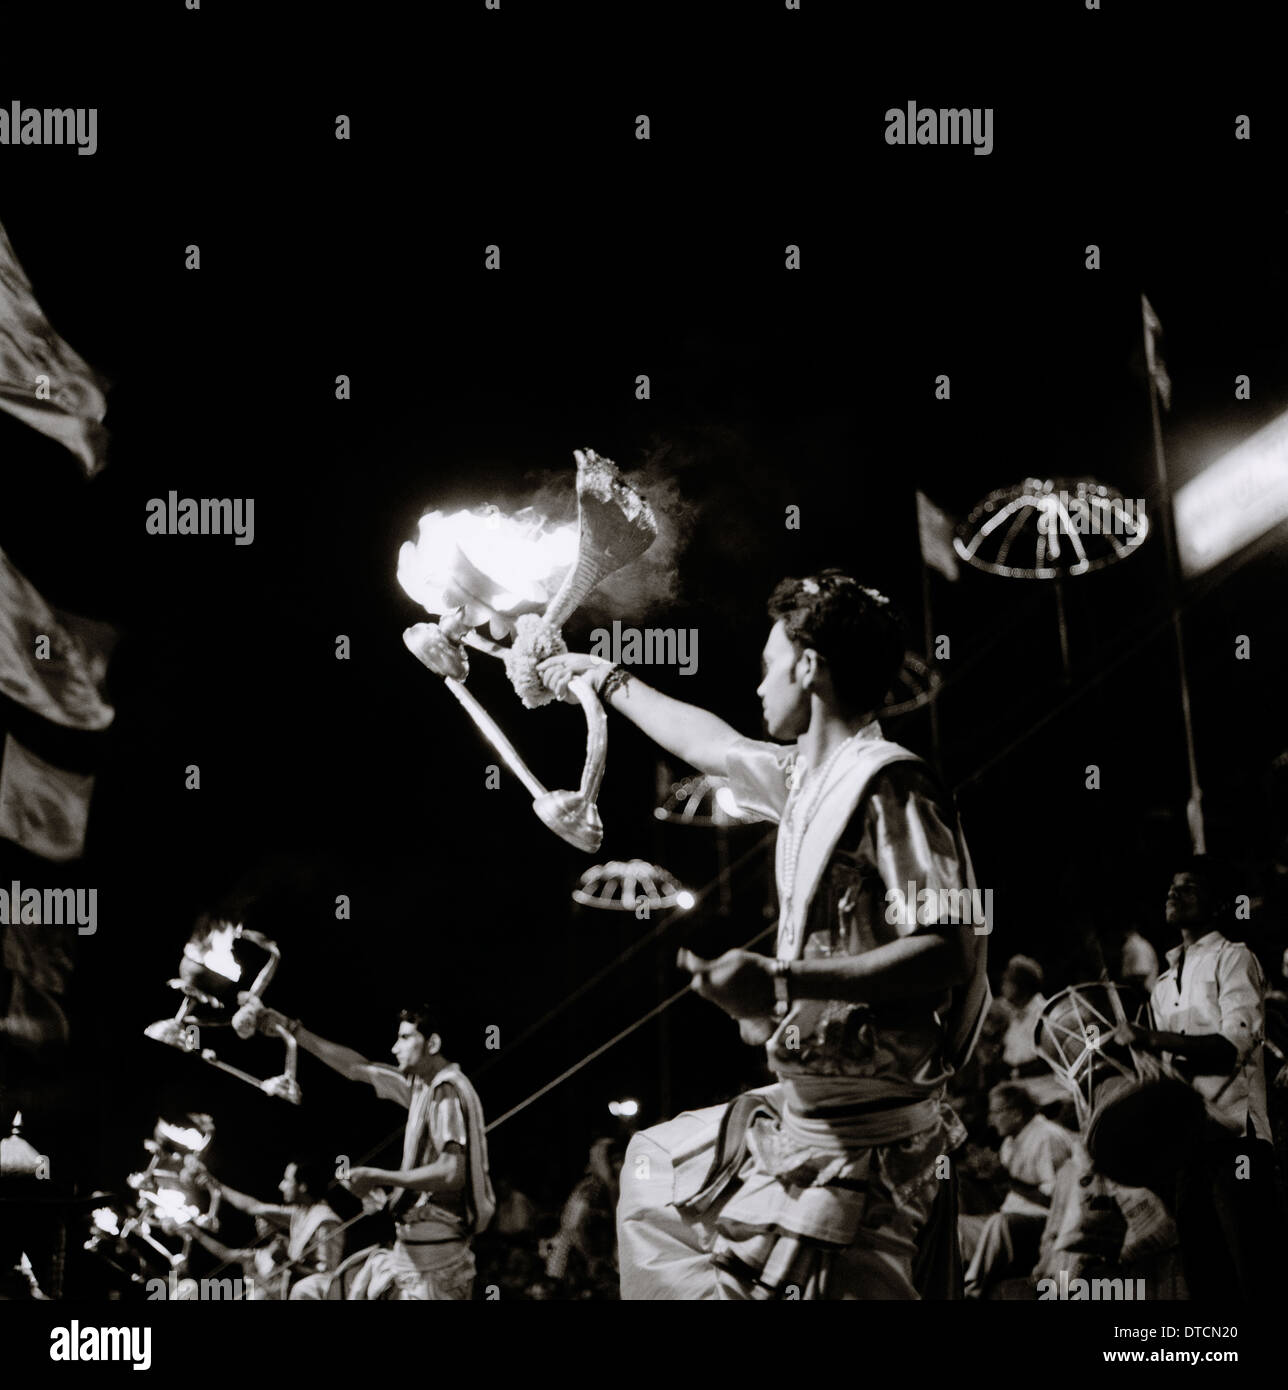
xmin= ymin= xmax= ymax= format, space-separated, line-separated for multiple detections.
xmin=398 ymin=1005 xmax=439 ymax=1041
xmin=1175 ymin=855 xmax=1230 ymax=919
xmin=286 ymin=1157 xmax=329 ymax=1199
xmin=989 ymin=1082 xmax=1037 ymax=1120
xmin=1002 ymin=955 xmax=1044 ymax=995
xmin=767 ymin=569 xmax=904 ymax=714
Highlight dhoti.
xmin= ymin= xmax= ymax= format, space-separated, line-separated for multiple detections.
xmin=618 ymin=1084 xmax=964 ymax=1300
xmin=302 ymin=1219 xmax=476 ymax=1301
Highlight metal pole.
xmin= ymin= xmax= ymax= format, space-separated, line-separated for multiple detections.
xmin=1142 ymin=294 xmax=1205 ymax=853
xmin=1053 ymin=574 xmax=1072 ymax=685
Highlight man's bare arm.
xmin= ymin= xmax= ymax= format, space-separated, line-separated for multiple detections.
xmin=347 ymin=1146 xmax=466 ymax=1198
xmin=680 ymin=931 xmax=973 ymax=1020
xmin=232 ymin=999 xmax=386 ymax=1089
xmin=205 ymin=1176 xmax=288 ymax=1222
xmin=385 ymin=1147 xmax=466 ymax=1195
xmin=1138 ymin=1028 xmax=1238 ymax=1075
xmin=786 ymin=931 xmax=973 ymax=1005
xmin=292 ymin=1023 xmax=382 ymax=1085
xmin=539 ymin=655 xmax=743 ymax=777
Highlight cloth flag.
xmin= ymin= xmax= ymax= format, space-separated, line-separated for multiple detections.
xmin=916 ymin=489 xmax=960 ymax=581
xmin=1141 ymin=294 xmax=1173 ymax=412
xmin=0 ymin=547 xmax=116 ymax=729
xmin=0 ymin=732 xmax=94 ymax=862
xmin=0 ymin=219 xmax=108 ymax=475
xmin=1 ymin=922 xmax=73 ymax=1048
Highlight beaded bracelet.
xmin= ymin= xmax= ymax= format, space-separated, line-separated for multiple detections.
xmin=599 ymin=664 xmax=632 ymax=706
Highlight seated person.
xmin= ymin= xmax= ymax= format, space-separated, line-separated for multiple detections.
xmin=961 ymin=1083 xmax=1075 ymax=1297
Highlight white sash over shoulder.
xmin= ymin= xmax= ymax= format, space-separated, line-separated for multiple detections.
xmin=775 ymin=730 xmax=989 ymax=1073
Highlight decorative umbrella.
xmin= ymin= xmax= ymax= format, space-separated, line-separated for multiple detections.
xmin=883 ymin=651 xmax=943 ymax=719
xmin=954 ymin=476 xmax=1149 ymax=680
xmin=572 ymin=860 xmax=693 ymax=913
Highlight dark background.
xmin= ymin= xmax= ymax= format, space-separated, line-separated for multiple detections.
xmin=1 ymin=0 xmax=1287 ymax=1292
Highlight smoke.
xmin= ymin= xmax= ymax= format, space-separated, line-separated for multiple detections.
xmin=588 ymin=447 xmax=698 ymax=621
xmin=503 ymin=442 xmax=704 ymax=624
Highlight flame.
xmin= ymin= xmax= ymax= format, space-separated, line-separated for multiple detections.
xmin=147 ymin=1187 xmax=200 ymax=1225
xmin=398 ymin=506 xmax=577 ymax=631
xmin=185 ymin=921 xmax=241 ymax=982
xmin=157 ymin=1120 xmax=210 ymax=1153
xmin=92 ymin=1207 xmax=120 ymax=1236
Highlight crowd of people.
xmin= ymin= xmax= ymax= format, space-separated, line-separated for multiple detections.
xmin=947 ymin=883 xmax=1288 ymax=1301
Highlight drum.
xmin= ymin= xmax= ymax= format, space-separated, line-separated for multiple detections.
xmin=1034 ymin=981 xmax=1207 ymax=1191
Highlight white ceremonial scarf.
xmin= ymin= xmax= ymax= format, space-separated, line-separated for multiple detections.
xmin=430 ymin=1063 xmax=497 ymax=1236
xmin=776 ymin=731 xmax=990 ymax=1073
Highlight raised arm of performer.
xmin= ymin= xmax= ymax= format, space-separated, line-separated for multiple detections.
xmin=185 ymin=1224 xmax=254 ymax=1266
xmin=235 ymin=1001 xmax=467 ymax=1199
xmin=539 ymin=652 xmax=742 ymax=778
xmin=191 ymin=1167 xmax=289 ymax=1224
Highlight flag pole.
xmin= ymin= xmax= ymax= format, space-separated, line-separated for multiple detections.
xmin=1053 ymin=573 xmax=1072 ymax=685
xmin=1142 ymin=293 xmax=1205 ymax=853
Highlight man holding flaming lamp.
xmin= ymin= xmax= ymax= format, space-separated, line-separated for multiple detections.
xmin=541 ymin=570 xmax=990 ymax=1299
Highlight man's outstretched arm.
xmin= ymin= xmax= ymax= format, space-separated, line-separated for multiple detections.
xmin=235 ymin=999 xmax=388 ymax=1091
xmin=292 ymin=1023 xmax=381 ymax=1084
xmin=201 ymin=1175 xmax=289 ymax=1222
xmin=539 ymin=654 xmax=744 ymax=777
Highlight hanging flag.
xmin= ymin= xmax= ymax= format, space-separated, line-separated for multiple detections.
xmin=0 ymin=547 xmax=116 ymax=730
xmin=0 ymin=219 xmax=109 ymax=475
xmin=1141 ymin=293 xmax=1173 ymax=412
xmin=0 ymin=733 xmax=94 ymax=862
xmin=916 ymin=489 xmax=960 ymax=581
xmin=1 ymin=923 xmax=73 ymax=1048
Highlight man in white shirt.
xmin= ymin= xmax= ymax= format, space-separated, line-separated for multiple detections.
xmin=962 ymin=1082 xmax=1075 ymax=1296
xmin=1127 ymin=858 xmax=1283 ymax=1299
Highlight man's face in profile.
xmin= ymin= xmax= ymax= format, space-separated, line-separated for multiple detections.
xmin=392 ymin=1020 xmax=429 ymax=1074
xmin=1165 ymin=873 xmax=1206 ymax=928
xmin=757 ymin=620 xmax=810 ymax=741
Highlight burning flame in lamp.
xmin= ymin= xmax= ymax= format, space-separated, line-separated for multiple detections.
xmin=398 ymin=448 xmax=659 ymax=853
xmin=144 ymin=921 xmax=302 ymax=1104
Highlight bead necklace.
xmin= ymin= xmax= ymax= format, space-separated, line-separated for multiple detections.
xmin=778 ymin=726 xmax=870 ymax=939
